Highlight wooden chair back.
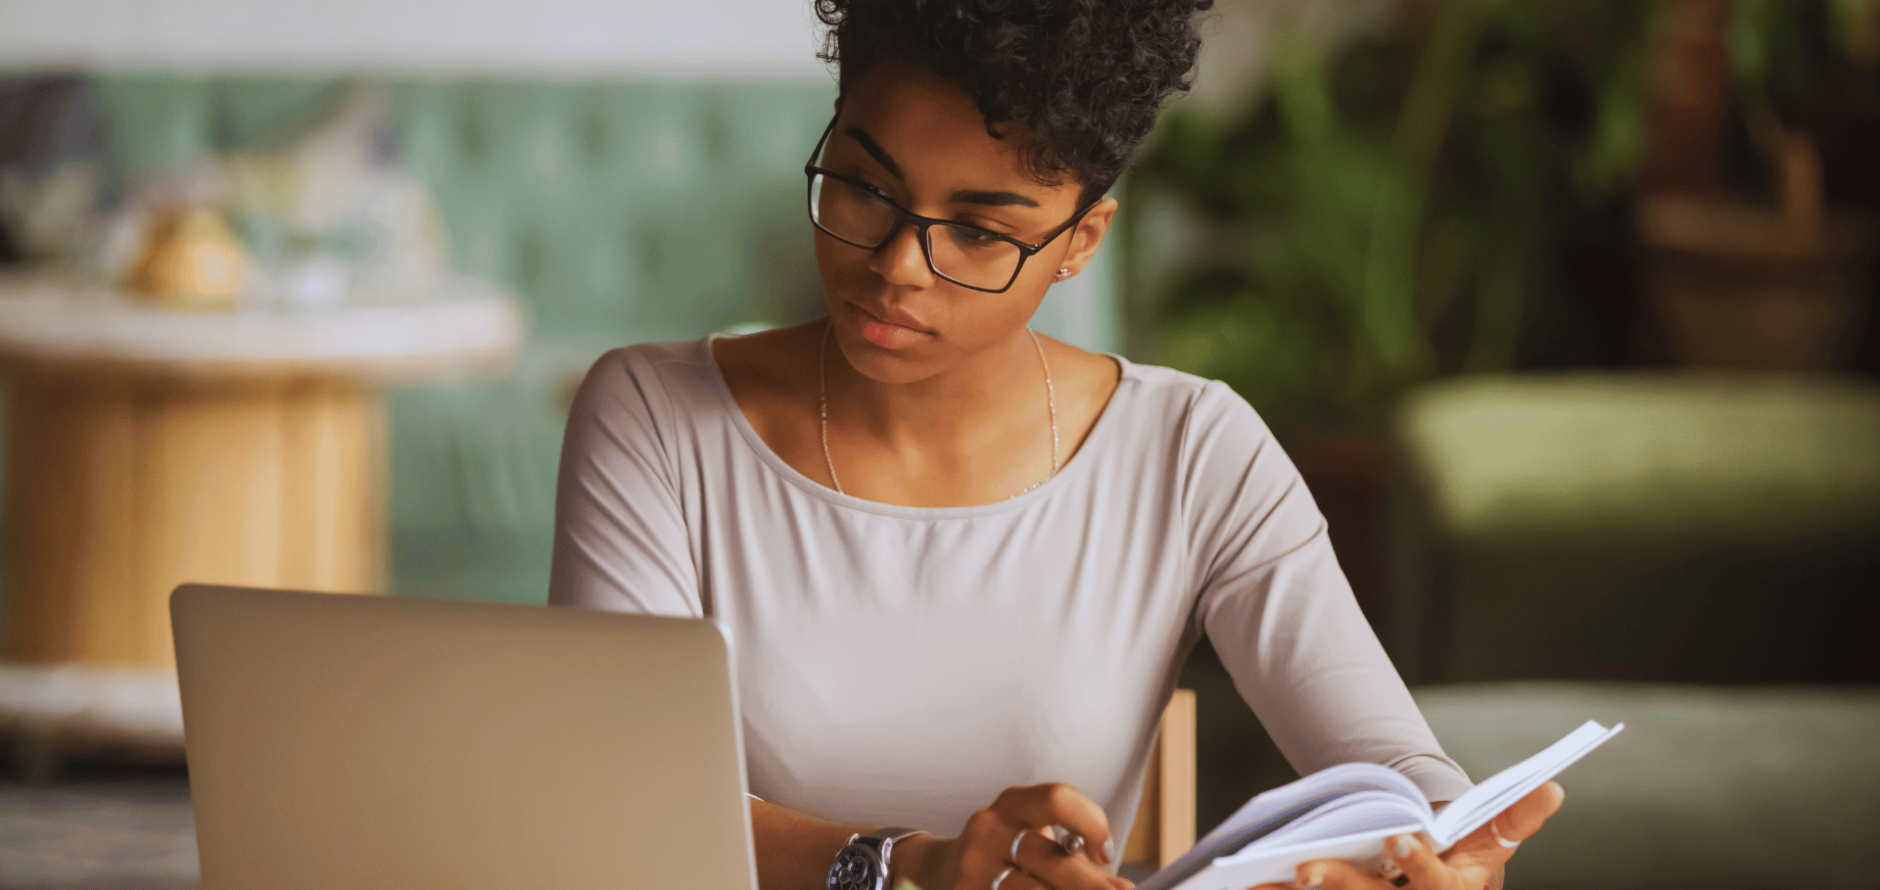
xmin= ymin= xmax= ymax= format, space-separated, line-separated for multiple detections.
xmin=1121 ymin=688 xmax=1196 ymax=869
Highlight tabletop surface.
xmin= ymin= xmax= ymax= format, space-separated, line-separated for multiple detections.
xmin=0 ymin=273 xmax=527 ymax=381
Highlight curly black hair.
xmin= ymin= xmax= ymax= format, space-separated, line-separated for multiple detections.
xmin=815 ymin=0 xmax=1213 ymax=205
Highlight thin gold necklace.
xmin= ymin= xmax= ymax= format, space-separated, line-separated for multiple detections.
xmin=818 ymin=320 xmax=1059 ymax=499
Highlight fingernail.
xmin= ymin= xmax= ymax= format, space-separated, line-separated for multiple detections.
xmin=1102 ymin=836 xmax=1114 ymax=865
xmin=1300 ymin=863 xmax=1327 ymax=889
xmin=1392 ymin=834 xmax=1415 ymax=859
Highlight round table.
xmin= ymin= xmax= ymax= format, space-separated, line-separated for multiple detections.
xmin=0 ymin=274 xmax=523 ymax=767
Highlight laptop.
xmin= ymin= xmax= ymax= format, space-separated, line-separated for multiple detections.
xmin=170 ymin=583 xmax=758 ymax=890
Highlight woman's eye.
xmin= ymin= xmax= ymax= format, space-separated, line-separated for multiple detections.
xmin=842 ymin=181 xmax=889 ymax=204
xmin=945 ymin=225 xmax=1004 ymax=249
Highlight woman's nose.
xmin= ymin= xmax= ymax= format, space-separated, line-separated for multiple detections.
xmin=869 ymin=224 xmax=936 ymax=288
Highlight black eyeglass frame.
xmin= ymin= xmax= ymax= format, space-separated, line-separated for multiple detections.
xmin=803 ymin=114 xmax=1098 ymax=294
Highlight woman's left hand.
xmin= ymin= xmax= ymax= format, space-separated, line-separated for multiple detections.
xmin=1248 ymin=781 xmax=1565 ymax=890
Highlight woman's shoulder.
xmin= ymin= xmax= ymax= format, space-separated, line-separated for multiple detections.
xmin=590 ymin=337 xmax=716 ymax=383
xmin=572 ymin=336 xmax=729 ymax=430
xmin=576 ymin=326 xmax=822 ymax=443
xmin=1112 ymin=355 xmax=1213 ymax=398
xmin=709 ymin=323 xmax=821 ymax=406
xmin=1106 ymin=356 xmax=1271 ymax=438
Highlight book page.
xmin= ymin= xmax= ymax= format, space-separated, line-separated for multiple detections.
xmin=1197 ymin=762 xmax=1426 ymax=850
xmin=1250 ymin=790 xmax=1431 ymax=849
xmin=1138 ymin=719 xmax=1624 ymax=890
xmin=1431 ymin=720 xmax=1623 ymax=846
xmin=1134 ymin=763 xmax=1426 ymax=890
xmin=1197 ymin=826 xmax=1412 ymax=890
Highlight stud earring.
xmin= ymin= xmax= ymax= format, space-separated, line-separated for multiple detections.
xmin=1056 ymin=268 xmax=1070 ymax=280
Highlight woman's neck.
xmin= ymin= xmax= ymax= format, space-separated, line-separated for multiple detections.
xmin=825 ymin=325 xmax=1050 ymax=460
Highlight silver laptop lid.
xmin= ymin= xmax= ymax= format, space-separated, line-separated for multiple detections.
xmin=171 ymin=584 xmax=757 ymax=890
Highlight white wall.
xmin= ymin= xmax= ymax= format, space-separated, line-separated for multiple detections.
xmin=0 ymin=0 xmax=832 ymax=78
xmin=0 ymin=0 xmax=1324 ymax=99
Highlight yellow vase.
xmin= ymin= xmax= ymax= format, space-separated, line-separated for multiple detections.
xmin=125 ymin=207 xmax=250 ymax=309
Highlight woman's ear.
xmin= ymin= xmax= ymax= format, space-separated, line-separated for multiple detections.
xmin=1057 ymin=197 xmax=1119 ymax=280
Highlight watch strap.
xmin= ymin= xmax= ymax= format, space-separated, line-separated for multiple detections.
xmin=863 ymin=827 xmax=924 ymax=885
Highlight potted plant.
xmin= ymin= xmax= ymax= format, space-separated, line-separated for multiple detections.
xmin=1634 ymin=0 xmax=1880 ymax=370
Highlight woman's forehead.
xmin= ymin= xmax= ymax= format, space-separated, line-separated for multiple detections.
xmin=835 ymin=64 xmax=1071 ymax=203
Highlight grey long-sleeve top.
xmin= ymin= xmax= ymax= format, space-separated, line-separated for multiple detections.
xmin=548 ymin=336 xmax=1472 ymax=844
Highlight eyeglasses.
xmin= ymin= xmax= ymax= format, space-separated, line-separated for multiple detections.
xmin=803 ymin=114 xmax=1095 ymax=294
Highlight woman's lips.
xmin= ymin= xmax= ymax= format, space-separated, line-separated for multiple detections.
xmin=850 ymin=303 xmax=933 ymax=349
xmin=861 ymin=320 xmax=931 ymax=349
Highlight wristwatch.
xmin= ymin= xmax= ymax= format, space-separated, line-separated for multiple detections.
xmin=827 ymin=826 xmax=923 ymax=890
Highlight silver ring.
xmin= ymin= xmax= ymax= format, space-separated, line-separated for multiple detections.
xmin=991 ymin=865 xmax=1016 ymax=890
xmin=1009 ymin=829 xmax=1029 ymax=864
xmin=1489 ymin=821 xmax=1520 ymax=849
xmin=1057 ymin=829 xmax=1085 ymax=858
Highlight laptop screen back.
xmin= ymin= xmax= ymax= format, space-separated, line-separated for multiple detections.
xmin=171 ymin=584 xmax=757 ymax=890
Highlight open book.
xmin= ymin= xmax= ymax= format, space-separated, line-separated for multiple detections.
xmin=1135 ymin=720 xmax=1623 ymax=890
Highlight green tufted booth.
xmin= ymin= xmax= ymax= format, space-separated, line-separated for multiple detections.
xmin=50 ymin=73 xmax=1120 ymax=605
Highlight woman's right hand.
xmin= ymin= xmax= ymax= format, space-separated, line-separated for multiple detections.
xmin=895 ymin=783 xmax=1133 ymax=890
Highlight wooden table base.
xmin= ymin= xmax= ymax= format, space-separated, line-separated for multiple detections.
xmin=3 ymin=363 xmax=384 ymax=668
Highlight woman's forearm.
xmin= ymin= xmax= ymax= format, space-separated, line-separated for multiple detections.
xmin=749 ymin=785 xmax=1118 ymax=890
xmin=751 ymin=797 xmax=887 ymax=890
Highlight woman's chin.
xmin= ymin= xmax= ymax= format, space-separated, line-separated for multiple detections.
xmin=837 ymin=344 xmax=947 ymax=386
xmin=829 ymin=333 xmax=949 ymax=386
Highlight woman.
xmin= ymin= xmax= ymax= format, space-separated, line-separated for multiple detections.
xmin=549 ymin=2 xmax=1562 ymax=890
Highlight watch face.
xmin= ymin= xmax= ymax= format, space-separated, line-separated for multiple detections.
xmin=827 ymin=844 xmax=885 ymax=890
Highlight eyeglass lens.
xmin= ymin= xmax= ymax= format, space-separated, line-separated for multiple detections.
xmin=810 ymin=173 xmax=1023 ymax=291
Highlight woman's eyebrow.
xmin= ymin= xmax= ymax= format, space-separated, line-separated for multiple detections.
xmin=843 ymin=127 xmax=1042 ymax=209
xmin=949 ymin=189 xmax=1040 ymax=208
xmin=844 ymin=128 xmax=904 ymax=180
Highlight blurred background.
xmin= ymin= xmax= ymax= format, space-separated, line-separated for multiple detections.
xmin=0 ymin=0 xmax=1876 ymax=888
